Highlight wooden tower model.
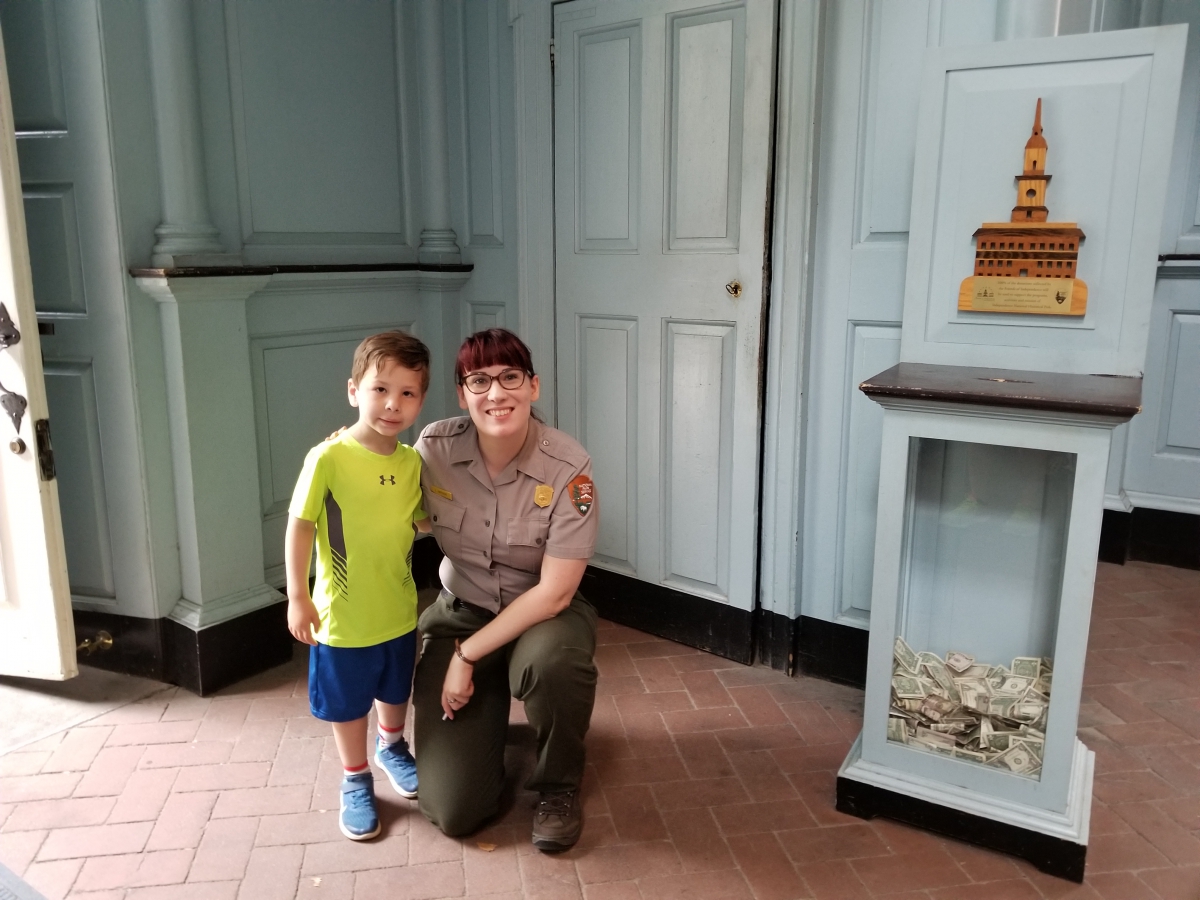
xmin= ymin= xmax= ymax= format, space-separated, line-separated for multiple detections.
xmin=960 ymin=100 xmax=1088 ymax=315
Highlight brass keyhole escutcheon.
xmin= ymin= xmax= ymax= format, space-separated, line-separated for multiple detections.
xmin=725 ymin=280 xmax=742 ymax=298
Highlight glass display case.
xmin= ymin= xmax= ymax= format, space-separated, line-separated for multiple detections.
xmin=888 ymin=439 xmax=1072 ymax=781
xmin=836 ymin=365 xmax=1140 ymax=882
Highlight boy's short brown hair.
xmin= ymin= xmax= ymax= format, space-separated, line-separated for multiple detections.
xmin=351 ymin=331 xmax=431 ymax=393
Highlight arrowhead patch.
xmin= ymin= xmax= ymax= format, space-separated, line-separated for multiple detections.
xmin=567 ymin=474 xmax=594 ymax=516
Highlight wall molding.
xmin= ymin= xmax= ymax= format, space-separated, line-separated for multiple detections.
xmin=510 ymin=0 xmax=558 ymax=421
xmin=757 ymin=0 xmax=823 ymax=620
xmin=221 ymin=0 xmax=415 ymax=263
xmin=1122 ymin=490 xmax=1200 ymax=517
xmin=455 ymin=0 xmax=506 ymax=246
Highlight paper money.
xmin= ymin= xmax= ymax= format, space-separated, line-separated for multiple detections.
xmin=894 ymin=637 xmax=920 ymax=674
xmin=1011 ymin=657 xmax=1042 ymax=679
xmin=893 ymin=675 xmax=927 ymax=699
xmin=945 ymin=651 xmax=975 ymax=673
xmin=890 ymin=642 xmax=1053 ymax=778
xmin=996 ymin=675 xmax=1033 ymax=696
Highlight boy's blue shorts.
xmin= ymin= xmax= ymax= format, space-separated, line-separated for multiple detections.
xmin=309 ymin=630 xmax=417 ymax=723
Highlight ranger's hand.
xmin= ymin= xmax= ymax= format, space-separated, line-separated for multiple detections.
xmin=440 ymin=656 xmax=476 ymax=720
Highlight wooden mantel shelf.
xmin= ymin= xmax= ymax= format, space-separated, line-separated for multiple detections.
xmin=129 ymin=262 xmax=474 ymax=278
xmin=860 ymin=362 xmax=1142 ymax=420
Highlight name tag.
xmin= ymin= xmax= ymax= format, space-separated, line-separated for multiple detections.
xmin=430 ymin=485 xmax=453 ymax=501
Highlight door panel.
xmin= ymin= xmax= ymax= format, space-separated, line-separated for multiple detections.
xmin=667 ymin=7 xmax=744 ymax=251
xmin=576 ymin=24 xmax=640 ymax=252
xmin=5 ymin=0 xmax=158 ymax=617
xmin=555 ymin=0 xmax=774 ymax=613
xmin=662 ymin=320 xmax=734 ymax=600
xmin=0 ymin=16 xmax=76 ymax=679
xmin=576 ymin=315 xmax=638 ymax=572
xmin=43 ymin=361 xmax=114 ymax=600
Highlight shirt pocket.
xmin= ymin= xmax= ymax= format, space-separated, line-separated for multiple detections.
xmin=427 ymin=494 xmax=466 ymax=560
xmin=506 ymin=516 xmax=550 ymax=572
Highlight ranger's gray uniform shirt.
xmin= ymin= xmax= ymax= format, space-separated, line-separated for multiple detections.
xmin=415 ymin=417 xmax=598 ymax=613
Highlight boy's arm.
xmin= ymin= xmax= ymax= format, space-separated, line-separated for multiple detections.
xmin=415 ymin=517 xmax=432 ymax=534
xmin=284 ymin=516 xmax=321 ymax=645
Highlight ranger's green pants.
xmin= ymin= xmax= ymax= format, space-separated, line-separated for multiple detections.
xmin=412 ymin=590 xmax=598 ymax=836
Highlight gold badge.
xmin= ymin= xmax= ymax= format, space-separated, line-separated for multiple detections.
xmin=430 ymin=485 xmax=453 ymax=501
xmin=534 ymin=484 xmax=554 ymax=507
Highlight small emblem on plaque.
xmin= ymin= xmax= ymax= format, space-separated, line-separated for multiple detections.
xmin=534 ymin=484 xmax=554 ymax=507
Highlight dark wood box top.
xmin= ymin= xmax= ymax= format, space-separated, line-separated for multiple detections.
xmin=859 ymin=363 xmax=1142 ymax=420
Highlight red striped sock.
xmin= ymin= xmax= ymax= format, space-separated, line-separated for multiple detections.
xmin=378 ymin=722 xmax=403 ymax=746
xmin=344 ymin=761 xmax=369 ymax=776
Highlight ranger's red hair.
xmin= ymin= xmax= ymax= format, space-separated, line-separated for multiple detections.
xmin=455 ymin=328 xmax=536 ymax=382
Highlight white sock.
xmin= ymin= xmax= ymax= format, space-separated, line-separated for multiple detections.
xmin=378 ymin=723 xmax=403 ymax=746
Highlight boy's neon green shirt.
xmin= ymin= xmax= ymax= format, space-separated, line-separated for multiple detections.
xmin=289 ymin=432 xmax=428 ymax=647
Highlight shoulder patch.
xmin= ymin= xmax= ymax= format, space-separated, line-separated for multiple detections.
xmin=420 ymin=416 xmax=472 ymax=439
xmin=566 ymin=474 xmax=594 ymax=516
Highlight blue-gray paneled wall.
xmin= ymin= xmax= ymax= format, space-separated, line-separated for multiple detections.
xmin=7 ymin=0 xmax=1197 ymax=627
xmin=799 ymin=0 xmax=1200 ymax=632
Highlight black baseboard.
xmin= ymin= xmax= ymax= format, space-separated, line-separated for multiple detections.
xmin=164 ymin=602 xmax=292 ymax=696
xmin=837 ymin=775 xmax=1086 ymax=882
xmin=581 ymin=567 xmax=754 ymax=665
xmin=754 ymin=608 xmax=799 ymax=674
xmin=73 ymin=609 xmax=169 ymax=682
xmin=1129 ymin=507 xmax=1200 ymax=570
xmin=73 ymin=602 xmax=293 ymax=696
xmin=1099 ymin=507 xmax=1200 ymax=570
xmin=1098 ymin=509 xmax=1133 ymax=564
xmin=797 ymin=615 xmax=869 ymax=689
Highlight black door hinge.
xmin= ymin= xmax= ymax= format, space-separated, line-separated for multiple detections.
xmin=550 ymin=39 xmax=555 ymax=71
xmin=35 ymin=418 xmax=55 ymax=481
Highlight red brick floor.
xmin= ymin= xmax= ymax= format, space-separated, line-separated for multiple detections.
xmin=3 ymin=560 xmax=1200 ymax=899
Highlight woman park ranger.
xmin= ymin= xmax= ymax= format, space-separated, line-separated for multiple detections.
xmin=413 ymin=328 xmax=599 ymax=851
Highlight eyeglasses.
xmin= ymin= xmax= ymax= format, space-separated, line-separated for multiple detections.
xmin=458 ymin=368 xmax=530 ymax=394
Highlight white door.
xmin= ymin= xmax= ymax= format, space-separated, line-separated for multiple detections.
xmin=553 ymin=0 xmax=775 ymax=612
xmin=0 ymin=23 xmax=76 ymax=680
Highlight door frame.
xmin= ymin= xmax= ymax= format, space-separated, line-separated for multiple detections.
xmin=508 ymin=0 xmax=824 ymax=663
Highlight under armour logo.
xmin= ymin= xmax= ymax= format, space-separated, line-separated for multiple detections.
xmin=380 ymin=475 xmax=396 ymax=485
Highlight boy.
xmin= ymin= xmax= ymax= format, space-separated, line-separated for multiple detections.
xmin=285 ymin=331 xmax=433 ymax=840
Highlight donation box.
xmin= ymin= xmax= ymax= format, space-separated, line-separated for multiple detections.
xmin=835 ymin=26 xmax=1187 ymax=882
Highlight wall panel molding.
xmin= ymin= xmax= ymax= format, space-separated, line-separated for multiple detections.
xmin=510 ymin=0 xmax=558 ymax=420
xmin=1157 ymin=311 xmax=1200 ymax=457
xmin=460 ymin=0 xmax=505 ymax=246
xmin=462 ymin=299 xmax=506 ymax=338
xmin=838 ymin=322 xmax=901 ymax=623
xmin=222 ymin=0 xmax=413 ymax=264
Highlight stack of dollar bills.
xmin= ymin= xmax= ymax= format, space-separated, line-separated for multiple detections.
xmin=889 ymin=636 xmax=1051 ymax=778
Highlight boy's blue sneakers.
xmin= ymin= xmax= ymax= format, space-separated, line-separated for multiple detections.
xmin=374 ymin=736 xmax=419 ymax=799
xmin=339 ymin=771 xmax=381 ymax=840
